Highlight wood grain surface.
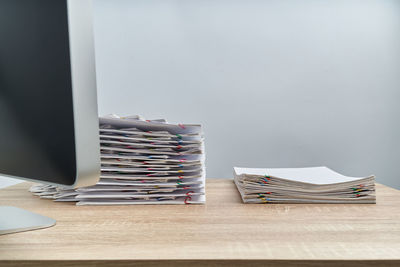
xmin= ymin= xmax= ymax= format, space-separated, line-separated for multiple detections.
xmin=0 ymin=179 xmax=399 ymax=266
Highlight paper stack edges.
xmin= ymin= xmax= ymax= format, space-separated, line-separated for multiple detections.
xmin=30 ymin=115 xmax=206 ymax=205
xmin=234 ymin=166 xmax=376 ymax=204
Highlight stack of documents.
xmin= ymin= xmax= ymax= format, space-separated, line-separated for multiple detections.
xmin=30 ymin=115 xmax=206 ymax=205
xmin=234 ymin=167 xmax=376 ymax=204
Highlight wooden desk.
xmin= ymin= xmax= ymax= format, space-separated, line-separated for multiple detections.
xmin=0 ymin=179 xmax=400 ymax=266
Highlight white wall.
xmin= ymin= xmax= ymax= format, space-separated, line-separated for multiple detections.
xmin=1 ymin=0 xmax=399 ymax=189
xmin=94 ymin=0 xmax=400 ymax=189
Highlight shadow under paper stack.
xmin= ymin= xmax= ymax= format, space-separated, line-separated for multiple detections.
xmin=30 ymin=115 xmax=206 ymax=205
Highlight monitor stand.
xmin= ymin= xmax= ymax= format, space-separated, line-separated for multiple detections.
xmin=0 ymin=206 xmax=56 ymax=235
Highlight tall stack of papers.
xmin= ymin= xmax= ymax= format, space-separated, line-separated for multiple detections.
xmin=234 ymin=167 xmax=376 ymax=204
xmin=30 ymin=115 xmax=205 ymax=205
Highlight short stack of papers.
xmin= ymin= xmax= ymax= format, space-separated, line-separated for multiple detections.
xmin=234 ymin=167 xmax=376 ymax=204
xmin=30 ymin=115 xmax=205 ymax=205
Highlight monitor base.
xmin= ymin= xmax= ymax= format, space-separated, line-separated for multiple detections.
xmin=0 ymin=206 xmax=56 ymax=235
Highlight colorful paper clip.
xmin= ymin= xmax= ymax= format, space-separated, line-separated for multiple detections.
xmin=257 ymin=193 xmax=269 ymax=203
xmin=176 ymin=175 xmax=184 ymax=186
xmin=184 ymin=196 xmax=192 ymax=204
xmin=184 ymin=191 xmax=194 ymax=204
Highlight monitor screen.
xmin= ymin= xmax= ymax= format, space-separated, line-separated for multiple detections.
xmin=0 ymin=0 xmax=77 ymax=185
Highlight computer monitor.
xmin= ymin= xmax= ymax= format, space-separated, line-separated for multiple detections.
xmin=0 ymin=0 xmax=100 ymax=235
